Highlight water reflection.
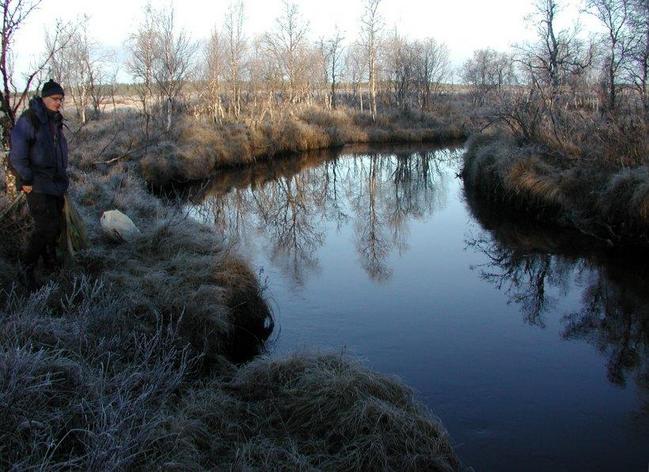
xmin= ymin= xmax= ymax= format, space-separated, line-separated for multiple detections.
xmin=183 ymin=147 xmax=649 ymax=467
xmin=188 ymin=148 xmax=649 ymax=409
xmin=464 ymin=188 xmax=649 ymax=417
xmin=192 ymin=146 xmax=455 ymax=285
xmin=563 ymin=260 xmax=649 ymax=421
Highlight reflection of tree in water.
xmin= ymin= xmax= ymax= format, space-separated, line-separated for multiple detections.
xmin=322 ymin=159 xmax=350 ymax=231
xmin=349 ymin=155 xmax=393 ymax=281
xmin=203 ymin=189 xmax=255 ymax=242
xmin=466 ymin=235 xmax=574 ymax=327
xmin=563 ymin=265 xmax=649 ymax=411
xmin=253 ymin=172 xmax=326 ymax=286
xmin=196 ymin=146 xmax=454 ymax=284
xmin=347 ymin=151 xmax=451 ymax=281
xmin=388 ymin=152 xmax=448 ymax=255
xmin=465 ymin=188 xmax=649 ymax=417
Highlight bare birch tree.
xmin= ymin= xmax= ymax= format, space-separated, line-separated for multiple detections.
xmin=323 ymin=28 xmax=345 ymax=109
xmin=586 ymin=0 xmax=632 ymax=111
xmin=507 ymin=0 xmax=594 ymax=147
xmin=345 ymin=42 xmax=367 ymax=111
xmin=461 ymin=49 xmax=516 ymax=105
xmin=517 ymin=0 xmax=593 ymax=94
xmin=203 ymin=29 xmax=225 ymax=122
xmin=384 ymin=31 xmax=417 ymax=110
xmin=48 ymin=19 xmax=108 ymax=124
xmin=86 ymin=50 xmax=113 ymax=119
xmin=249 ymin=34 xmax=281 ymax=120
xmin=152 ymin=6 xmax=197 ymax=132
xmin=264 ymin=0 xmax=308 ymax=104
xmin=626 ymin=0 xmax=649 ymax=113
xmin=414 ymin=38 xmax=449 ymax=111
xmin=127 ymin=2 xmax=157 ymax=139
xmin=361 ymin=0 xmax=382 ymax=121
xmin=224 ymin=0 xmax=246 ymax=117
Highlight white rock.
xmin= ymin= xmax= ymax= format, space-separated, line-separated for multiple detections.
xmin=100 ymin=209 xmax=142 ymax=242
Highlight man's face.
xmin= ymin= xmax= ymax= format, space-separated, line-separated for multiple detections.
xmin=43 ymin=94 xmax=64 ymax=112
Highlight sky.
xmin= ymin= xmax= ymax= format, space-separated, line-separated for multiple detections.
xmin=12 ymin=0 xmax=597 ymax=86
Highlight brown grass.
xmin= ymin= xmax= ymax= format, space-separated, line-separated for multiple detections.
xmin=74 ymin=105 xmax=467 ymax=186
xmin=463 ymin=134 xmax=649 ymax=246
xmin=174 ymin=354 xmax=461 ymax=471
xmin=506 ymin=158 xmax=564 ymax=208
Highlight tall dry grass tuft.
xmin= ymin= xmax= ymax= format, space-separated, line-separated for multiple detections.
xmin=0 ymin=278 xmax=194 ymax=470
xmin=173 ymin=354 xmax=461 ymax=471
xmin=598 ymin=167 xmax=649 ymax=231
xmin=74 ymin=214 xmax=271 ymax=369
xmin=464 ymin=133 xmax=649 ymax=246
xmin=1 ymin=190 xmax=32 ymax=293
xmin=462 ymin=133 xmax=529 ymax=206
xmin=64 ymin=159 xmax=273 ymax=368
xmin=506 ymin=157 xmax=563 ymax=208
xmin=575 ymin=114 xmax=649 ymax=168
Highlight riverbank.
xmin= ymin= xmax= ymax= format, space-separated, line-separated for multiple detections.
xmin=0 ymin=133 xmax=462 ymax=469
xmin=461 ymin=133 xmax=649 ymax=248
xmin=72 ymin=106 xmax=468 ymax=187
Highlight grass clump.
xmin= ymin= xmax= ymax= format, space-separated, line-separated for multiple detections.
xmin=0 ymin=278 xmax=194 ymax=471
xmin=462 ymin=133 xmax=649 ymax=246
xmin=598 ymin=167 xmax=649 ymax=231
xmin=66 ymin=162 xmax=273 ymax=368
xmin=462 ymin=134 xmax=564 ymax=217
xmin=175 ymin=354 xmax=461 ymax=471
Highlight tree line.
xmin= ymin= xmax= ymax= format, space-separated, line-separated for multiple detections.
xmin=2 ymin=0 xmax=452 ymax=136
xmin=2 ymin=0 xmax=649 ymax=156
xmin=462 ymin=0 xmax=649 ymax=162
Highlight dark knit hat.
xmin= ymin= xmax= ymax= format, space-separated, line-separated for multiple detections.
xmin=41 ymin=79 xmax=64 ymax=98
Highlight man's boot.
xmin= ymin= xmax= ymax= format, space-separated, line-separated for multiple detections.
xmin=22 ymin=263 xmax=38 ymax=291
xmin=43 ymin=244 xmax=61 ymax=273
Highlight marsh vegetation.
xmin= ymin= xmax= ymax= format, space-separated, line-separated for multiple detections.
xmin=1 ymin=0 xmax=649 ymax=469
xmin=459 ymin=0 xmax=649 ymax=248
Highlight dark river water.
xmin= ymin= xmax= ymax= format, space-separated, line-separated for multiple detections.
xmin=187 ymin=145 xmax=649 ymax=471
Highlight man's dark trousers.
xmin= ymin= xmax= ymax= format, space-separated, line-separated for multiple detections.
xmin=24 ymin=192 xmax=64 ymax=268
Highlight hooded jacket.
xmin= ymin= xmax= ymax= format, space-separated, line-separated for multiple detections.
xmin=9 ymin=97 xmax=69 ymax=196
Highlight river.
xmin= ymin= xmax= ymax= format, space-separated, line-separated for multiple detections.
xmin=186 ymin=145 xmax=648 ymax=471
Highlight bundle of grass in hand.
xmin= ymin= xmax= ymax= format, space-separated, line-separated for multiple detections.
xmin=58 ymin=195 xmax=89 ymax=264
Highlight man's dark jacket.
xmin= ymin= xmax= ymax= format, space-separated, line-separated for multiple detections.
xmin=9 ymin=97 xmax=69 ymax=196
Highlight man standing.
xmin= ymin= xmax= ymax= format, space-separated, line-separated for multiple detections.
xmin=9 ymin=79 xmax=69 ymax=288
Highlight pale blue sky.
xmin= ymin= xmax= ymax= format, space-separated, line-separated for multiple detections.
xmin=13 ymin=0 xmax=596 ymax=85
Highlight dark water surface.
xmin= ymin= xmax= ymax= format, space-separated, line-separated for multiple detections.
xmin=188 ymin=146 xmax=649 ymax=471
